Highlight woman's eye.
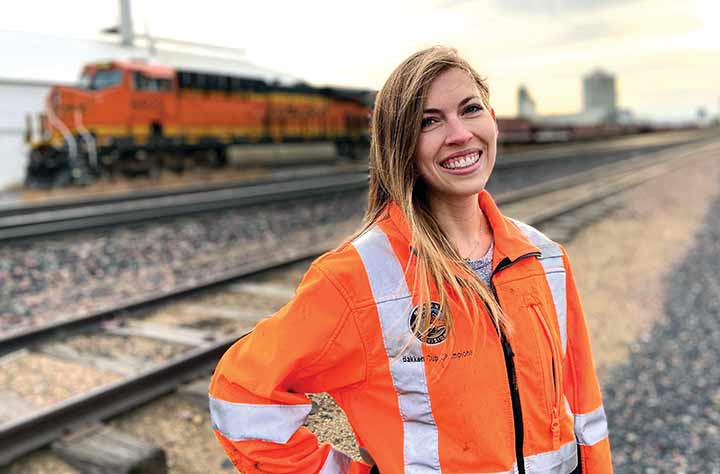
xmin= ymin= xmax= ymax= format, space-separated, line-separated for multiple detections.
xmin=421 ymin=117 xmax=437 ymax=129
xmin=464 ymin=104 xmax=484 ymax=114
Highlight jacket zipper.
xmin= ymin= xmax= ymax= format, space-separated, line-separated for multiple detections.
xmin=488 ymin=252 xmax=540 ymax=474
xmin=531 ymin=304 xmax=563 ymax=449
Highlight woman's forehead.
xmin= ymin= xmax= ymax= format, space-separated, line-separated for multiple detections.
xmin=425 ymin=68 xmax=481 ymax=109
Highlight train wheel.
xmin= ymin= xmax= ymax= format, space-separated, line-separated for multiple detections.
xmin=346 ymin=143 xmax=357 ymax=160
xmin=336 ymin=141 xmax=352 ymax=160
xmin=148 ymin=159 xmax=162 ymax=181
xmin=211 ymin=148 xmax=228 ymax=167
xmin=166 ymin=153 xmax=186 ymax=174
xmin=52 ymin=169 xmax=73 ymax=187
xmin=120 ymin=150 xmax=152 ymax=177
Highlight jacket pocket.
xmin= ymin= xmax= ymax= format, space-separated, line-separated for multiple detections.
xmin=530 ymin=303 xmax=563 ymax=449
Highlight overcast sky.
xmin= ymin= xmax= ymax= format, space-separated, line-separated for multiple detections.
xmin=1 ymin=0 xmax=718 ymax=121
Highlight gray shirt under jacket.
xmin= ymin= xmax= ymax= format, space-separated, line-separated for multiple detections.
xmin=466 ymin=240 xmax=494 ymax=287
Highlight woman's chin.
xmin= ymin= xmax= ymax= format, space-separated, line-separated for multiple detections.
xmin=428 ymin=179 xmax=490 ymax=201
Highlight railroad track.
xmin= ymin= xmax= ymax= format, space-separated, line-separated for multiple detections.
xmin=495 ymin=127 xmax=712 ymax=168
xmin=1 ymin=129 xmax=713 ymax=243
xmin=1 ymin=137 xmax=718 ymax=469
xmin=0 ymin=164 xmax=371 ymax=218
xmin=0 ymin=169 xmax=369 ymax=242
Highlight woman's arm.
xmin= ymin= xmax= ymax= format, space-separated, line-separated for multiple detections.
xmin=561 ymin=247 xmax=613 ymax=473
xmin=209 ymin=263 xmax=370 ymax=474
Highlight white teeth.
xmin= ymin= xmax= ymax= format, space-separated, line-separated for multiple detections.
xmin=441 ymin=151 xmax=480 ymax=170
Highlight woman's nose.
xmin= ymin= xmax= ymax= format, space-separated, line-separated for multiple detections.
xmin=444 ymin=117 xmax=473 ymax=145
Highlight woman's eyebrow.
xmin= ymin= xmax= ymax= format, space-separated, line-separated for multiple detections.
xmin=423 ymin=96 xmax=479 ymax=114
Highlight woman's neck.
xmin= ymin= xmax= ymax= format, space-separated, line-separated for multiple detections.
xmin=427 ymin=192 xmax=492 ymax=259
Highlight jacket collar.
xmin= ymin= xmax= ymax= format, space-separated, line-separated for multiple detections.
xmin=386 ymin=190 xmax=540 ymax=266
xmin=477 ymin=190 xmax=540 ymax=264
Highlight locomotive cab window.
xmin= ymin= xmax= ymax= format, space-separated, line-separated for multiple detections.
xmin=133 ymin=72 xmax=173 ymax=92
xmin=79 ymin=69 xmax=124 ymax=90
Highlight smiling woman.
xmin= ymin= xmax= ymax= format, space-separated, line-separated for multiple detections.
xmin=415 ymin=68 xmax=498 ymax=216
xmin=209 ymin=46 xmax=612 ymax=474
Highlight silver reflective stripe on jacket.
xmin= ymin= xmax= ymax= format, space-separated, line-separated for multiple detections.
xmin=511 ymin=219 xmax=568 ymax=354
xmin=486 ymin=442 xmax=578 ymax=474
xmin=209 ymin=395 xmax=312 ymax=443
xmin=521 ymin=440 xmax=578 ymax=474
xmin=353 ymin=226 xmax=442 ymax=474
xmin=320 ymin=448 xmax=353 ymax=473
xmin=574 ymin=405 xmax=609 ymax=446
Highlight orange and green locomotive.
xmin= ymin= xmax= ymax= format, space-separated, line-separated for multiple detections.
xmin=25 ymin=60 xmax=372 ymax=187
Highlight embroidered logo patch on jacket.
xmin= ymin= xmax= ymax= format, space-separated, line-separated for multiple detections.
xmin=409 ymin=302 xmax=447 ymax=345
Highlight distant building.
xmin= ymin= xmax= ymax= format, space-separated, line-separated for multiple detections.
xmin=517 ymin=85 xmax=536 ymax=118
xmin=520 ymin=68 xmax=623 ymax=127
xmin=532 ymin=109 xmax=608 ymax=127
xmin=697 ymin=107 xmax=711 ymax=127
xmin=582 ymin=69 xmax=617 ymax=121
xmin=617 ymin=108 xmax=634 ymax=125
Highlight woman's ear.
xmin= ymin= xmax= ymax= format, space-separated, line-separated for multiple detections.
xmin=490 ymin=107 xmax=497 ymax=122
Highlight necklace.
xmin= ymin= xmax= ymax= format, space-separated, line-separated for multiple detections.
xmin=462 ymin=239 xmax=482 ymax=261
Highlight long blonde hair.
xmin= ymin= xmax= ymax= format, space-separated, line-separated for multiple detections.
xmin=353 ymin=46 xmax=507 ymax=344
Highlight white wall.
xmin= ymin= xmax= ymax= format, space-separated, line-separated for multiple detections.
xmin=0 ymin=82 xmax=50 ymax=129
xmin=0 ymin=133 xmax=27 ymax=189
xmin=0 ymin=83 xmax=50 ymax=188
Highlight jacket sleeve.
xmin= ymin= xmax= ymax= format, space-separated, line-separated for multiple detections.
xmin=561 ymin=247 xmax=613 ymax=473
xmin=208 ymin=263 xmax=370 ymax=474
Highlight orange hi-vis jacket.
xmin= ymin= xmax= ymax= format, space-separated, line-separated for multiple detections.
xmin=209 ymin=190 xmax=612 ymax=474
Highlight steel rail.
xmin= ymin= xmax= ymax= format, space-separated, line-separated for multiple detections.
xmin=514 ymin=141 xmax=719 ymax=227
xmin=494 ymin=137 xmax=719 ymax=206
xmin=0 ymin=335 xmax=240 ymax=465
xmin=0 ymin=243 xmax=329 ymax=466
xmin=0 ymin=172 xmax=369 ymax=241
xmin=0 ymin=166 xmax=370 ymax=217
xmin=0 ymin=138 xmax=717 ymax=467
xmin=0 ymin=243 xmax=328 ymax=356
xmin=495 ymin=135 xmax=711 ymax=169
xmin=495 ymin=129 xmax=714 ymax=167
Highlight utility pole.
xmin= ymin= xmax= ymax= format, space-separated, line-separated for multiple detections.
xmin=119 ymin=0 xmax=134 ymax=47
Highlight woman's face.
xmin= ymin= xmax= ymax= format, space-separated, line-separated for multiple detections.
xmin=414 ymin=67 xmax=497 ymax=201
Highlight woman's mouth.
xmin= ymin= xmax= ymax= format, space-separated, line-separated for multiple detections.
xmin=439 ymin=150 xmax=482 ymax=170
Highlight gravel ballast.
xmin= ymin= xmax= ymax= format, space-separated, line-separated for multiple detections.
xmin=601 ymin=185 xmax=720 ymax=471
xmin=566 ymin=151 xmax=720 ymax=376
xmin=0 ymin=352 xmax=120 ymax=409
xmin=0 ymin=193 xmax=365 ymax=336
xmin=61 ymin=332 xmax=189 ymax=365
xmin=563 ymin=149 xmax=720 ymax=471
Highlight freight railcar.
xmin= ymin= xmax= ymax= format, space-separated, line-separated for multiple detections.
xmin=496 ymin=117 xmax=533 ymax=144
xmin=24 ymin=60 xmax=371 ymax=187
xmin=497 ymin=118 xmax=644 ymax=146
